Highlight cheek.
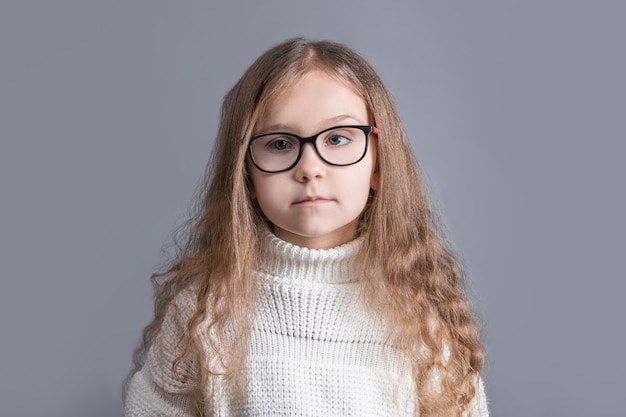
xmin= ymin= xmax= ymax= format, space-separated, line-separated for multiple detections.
xmin=249 ymin=176 xmax=267 ymax=203
xmin=249 ymin=175 xmax=284 ymax=214
xmin=343 ymin=165 xmax=376 ymax=209
xmin=247 ymin=161 xmax=279 ymax=202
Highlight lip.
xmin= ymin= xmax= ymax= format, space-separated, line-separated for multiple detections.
xmin=292 ymin=196 xmax=334 ymax=207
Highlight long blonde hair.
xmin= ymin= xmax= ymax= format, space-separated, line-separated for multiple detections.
xmin=127 ymin=38 xmax=484 ymax=416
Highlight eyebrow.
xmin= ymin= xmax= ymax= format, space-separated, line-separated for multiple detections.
xmin=258 ymin=114 xmax=367 ymax=134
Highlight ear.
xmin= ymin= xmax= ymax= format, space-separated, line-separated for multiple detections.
xmin=369 ymin=132 xmax=380 ymax=190
xmin=369 ymin=168 xmax=380 ymax=191
xmin=369 ymin=149 xmax=380 ymax=190
xmin=245 ymin=159 xmax=256 ymax=198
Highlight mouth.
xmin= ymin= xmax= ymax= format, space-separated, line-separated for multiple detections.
xmin=292 ymin=196 xmax=333 ymax=206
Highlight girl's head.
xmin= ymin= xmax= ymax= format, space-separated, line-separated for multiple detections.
xmin=208 ymin=37 xmax=424 ymax=252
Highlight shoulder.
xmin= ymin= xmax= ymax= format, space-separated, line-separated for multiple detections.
xmin=124 ymin=285 xmax=203 ymax=415
xmin=467 ymin=376 xmax=490 ymax=417
xmin=148 ymin=285 xmax=202 ymax=394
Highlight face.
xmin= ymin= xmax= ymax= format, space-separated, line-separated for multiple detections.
xmin=247 ymin=70 xmax=378 ymax=250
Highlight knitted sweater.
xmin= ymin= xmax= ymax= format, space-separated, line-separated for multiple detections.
xmin=124 ymin=231 xmax=489 ymax=416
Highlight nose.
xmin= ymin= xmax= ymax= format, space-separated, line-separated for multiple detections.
xmin=293 ymin=143 xmax=326 ymax=181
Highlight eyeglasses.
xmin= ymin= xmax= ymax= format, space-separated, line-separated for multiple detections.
xmin=247 ymin=125 xmax=378 ymax=173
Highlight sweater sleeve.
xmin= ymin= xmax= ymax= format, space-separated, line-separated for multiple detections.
xmin=467 ymin=376 xmax=490 ymax=417
xmin=124 ymin=290 xmax=201 ymax=417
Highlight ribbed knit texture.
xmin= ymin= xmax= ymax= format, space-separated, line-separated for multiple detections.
xmin=124 ymin=230 xmax=489 ymax=416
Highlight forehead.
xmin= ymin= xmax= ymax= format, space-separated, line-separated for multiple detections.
xmin=257 ymin=70 xmax=369 ymax=133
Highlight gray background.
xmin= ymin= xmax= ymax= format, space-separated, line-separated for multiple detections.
xmin=1 ymin=1 xmax=624 ymax=416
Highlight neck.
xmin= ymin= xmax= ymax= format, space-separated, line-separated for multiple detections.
xmin=258 ymin=227 xmax=362 ymax=284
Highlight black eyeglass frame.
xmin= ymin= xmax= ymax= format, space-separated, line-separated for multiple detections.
xmin=247 ymin=125 xmax=378 ymax=173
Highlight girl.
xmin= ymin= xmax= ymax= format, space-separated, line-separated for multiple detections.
xmin=124 ymin=38 xmax=489 ymax=416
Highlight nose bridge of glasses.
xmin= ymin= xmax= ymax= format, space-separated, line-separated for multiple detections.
xmin=297 ymin=133 xmax=323 ymax=159
xmin=299 ymin=140 xmax=324 ymax=164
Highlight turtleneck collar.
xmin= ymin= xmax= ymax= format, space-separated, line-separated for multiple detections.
xmin=257 ymin=227 xmax=363 ymax=284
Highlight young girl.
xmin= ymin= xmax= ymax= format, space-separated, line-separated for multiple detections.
xmin=124 ymin=38 xmax=489 ymax=416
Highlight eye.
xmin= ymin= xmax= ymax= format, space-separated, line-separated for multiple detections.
xmin=326 ymin=134 xmax=350 ymax=146
xmin=267 ymin=138 xmax=295 ymax=151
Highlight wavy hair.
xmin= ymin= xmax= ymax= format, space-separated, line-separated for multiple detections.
xmin=126 ymin=38 xmax=485 ymax=416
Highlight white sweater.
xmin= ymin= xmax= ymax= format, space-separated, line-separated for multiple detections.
xmin=124 ymin=232 xmax=489 ymax=416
